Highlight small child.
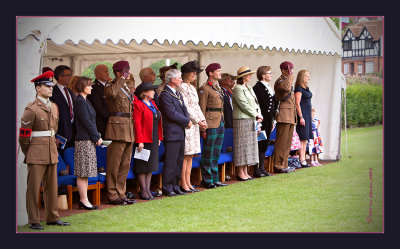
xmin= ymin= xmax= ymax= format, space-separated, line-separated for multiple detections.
xmin=309 ymin=108 xmax=324 ymax=166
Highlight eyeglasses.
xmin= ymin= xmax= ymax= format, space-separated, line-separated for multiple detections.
xmin=62 ymin=73 xmax=72 ymax=77
xmin=265 ymin=72 xmax=273 ymax=75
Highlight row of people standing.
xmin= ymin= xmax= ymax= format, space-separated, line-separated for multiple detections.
xmin=20 ymin=60 xmax=318 ymax=231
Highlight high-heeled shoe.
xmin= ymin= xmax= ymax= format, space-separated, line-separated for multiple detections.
xmin=189 ymin=187 xmax=199 ymax=192
xmin=139 ymin=192 xmax=150 ymax=200
xmin=236 ymin=175 xmax=248 ymax=181
xmin=79 ymin=201 xmax=98 ymax=210
xmin=180 ymin=186 xmax=194 ymax=193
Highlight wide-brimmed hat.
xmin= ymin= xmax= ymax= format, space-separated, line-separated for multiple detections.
xmin=235 ymin=66 xmax=255 ymax=79
xmin=181 ymin=60 xmax=204 ymax=74
xmin=134 ymin=82 xmax=159 ymax=97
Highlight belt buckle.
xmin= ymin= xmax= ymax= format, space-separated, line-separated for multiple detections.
xmin=51 ymin=129 xmax=55 ymax=137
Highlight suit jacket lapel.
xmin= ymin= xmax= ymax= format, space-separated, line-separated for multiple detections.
xmin=53 ymin=85 xmax=69 ymax=107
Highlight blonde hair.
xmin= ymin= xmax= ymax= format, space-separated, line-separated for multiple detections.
xmin=68 ymin=76 xmax=80 ymax=94
xmin=295 ymin=70 xmax=309 ymax=89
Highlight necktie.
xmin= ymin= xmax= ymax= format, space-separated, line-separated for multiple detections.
xmin=64 ymin=87 xmax=74 ymax=121
xmin=46 ymin=100 xmax=51 ymax=111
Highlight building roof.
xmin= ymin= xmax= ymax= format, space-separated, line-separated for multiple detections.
xmin=346 ymin=20 xmax=383 ymax=41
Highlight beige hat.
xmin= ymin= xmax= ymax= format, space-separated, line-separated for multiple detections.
xmin=235 ymin=66 xmax=255 ymax=79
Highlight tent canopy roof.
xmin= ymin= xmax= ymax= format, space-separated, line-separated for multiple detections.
xmin=17 ymin=17 xmax=341 ymax=57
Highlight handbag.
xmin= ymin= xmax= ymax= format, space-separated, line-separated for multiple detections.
xmin=288 ymin=156 xmax=301 ymax=169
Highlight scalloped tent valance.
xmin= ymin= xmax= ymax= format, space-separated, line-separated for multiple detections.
xmin=17 ymin=17 xmax=342 ymax=56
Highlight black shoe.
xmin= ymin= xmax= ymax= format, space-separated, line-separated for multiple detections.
xmin=121 ymin=197 xmax=137 ymax=204
xmin=214 ymin=182 xmax=228 ymax=187
xmin=151 ymin=190 xmax=162 ymax=197
xmin=181 ymin=187 xmax=194 ymax=193
xmin=29 ymin=223 xmax=43 ymax=230
xmin=189 ymin=187 xmax=199 ymax=192
xmin=46 ymin=220 xmax=70 ymax=226
xmin=260 ymin=169 xmax=271 ymax=176
xmin=202 ymin=182 xmax=217 ymax=189
xmin=247 ymin=177 xmax=254 ymax=180
xmin=174 ymin=189 xmax=188 ymax=195
xmin=125 ymin=192 xmax=136 ymax=199
xmin=275 ymin=168 xmax=291 ymax=173
xmin=139 ymin=192 xmax=150 ymax=200
xmin=163 ymin=191 xmax=177 ymax=197
xmin=253 ymin=172 xmax=266 ymax=178
xmin=236 ymin=175 xmax=248 ymax=181
xmin=79 ymin=201 xmax=98 ymax=210
xmin=110 ymin=198 xmax=127 ymax=205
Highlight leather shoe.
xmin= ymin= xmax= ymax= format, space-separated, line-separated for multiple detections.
xmin=121 ymin=197 xmax=136 ymax=204
xmin=202 ymin=182 xmax=217 ymax=189
xmin=260 ymin=169 xmax=271 ymax=176
xmin=181 ymin=187 xmax=194 ymax=193
xmin=253 ymin=172 xmax=265 ymax=178
xmin=126 ymin=192 xmax=136 ymax=199
xmin=174 ymin=189 xmax=188 ymax=195
xmin=29 ymin=223 xmax=43 ymax=230
xmin=189 ymin=187 xmax=199 ymax=192
xmin=110 ymin=198 xmax=127 ymax=205
xmin=214 ymin=182 xmax=228 ymax=187
xmin=46 ymin=220 xmax=70 ymax=226
xmin=275 ymin=168 xmax=291 ymax=173
xmin=236 ymin=175 xmax=248 ymax=181
xmin=163 ymin=191 xmax=177 ymax=197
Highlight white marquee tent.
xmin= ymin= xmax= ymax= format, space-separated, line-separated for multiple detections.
xmin=16 ymin=16 xmax=345 ymax=225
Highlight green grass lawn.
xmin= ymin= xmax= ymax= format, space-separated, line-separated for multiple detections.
xmin=17 ymin=125 xmax=383 ymax=232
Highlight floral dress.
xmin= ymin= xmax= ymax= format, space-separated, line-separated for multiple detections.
xmin=309 ymin=116 xmax=324 ymax=155
xmin=178 ymin=82 xmax=205 ymax=155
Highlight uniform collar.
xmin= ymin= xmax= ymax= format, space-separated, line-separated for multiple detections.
xmin=37 ymin=95 xmax=50 ymax=105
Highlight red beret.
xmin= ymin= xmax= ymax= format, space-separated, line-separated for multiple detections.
xmin=31 ymin=71 xmax=55 ymax=86
xmin=280 ymin=61 xmax=294 ymax=71
xmin=205 ymin=63 xmax=221 ymax=74
xmin=112 ymin=60 xmax=130 ymax=72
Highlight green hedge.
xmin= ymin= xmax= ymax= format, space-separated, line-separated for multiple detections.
xmin=343 ymin=83 xmax=383 ymax=127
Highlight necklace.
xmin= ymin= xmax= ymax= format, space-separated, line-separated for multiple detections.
xmin=162 ymin=89 xmax=182 ymax=105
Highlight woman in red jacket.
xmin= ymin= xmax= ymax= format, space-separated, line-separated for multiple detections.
xmin=133 ymin=82 xmax=163 ymax=200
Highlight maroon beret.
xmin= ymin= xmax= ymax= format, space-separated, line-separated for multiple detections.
xmin=205 ymin=63 xmax=221 ymax=74
xmin=280 ymin=61 xmax=294 ymax=71
xmin=112 ymin=60 xmax=130 ymax=72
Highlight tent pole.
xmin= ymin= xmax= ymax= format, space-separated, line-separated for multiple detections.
xmin=196 ymin=51 xmax=201 ymax=90
xmin=344 ymin=88 xmax=350 ymax=158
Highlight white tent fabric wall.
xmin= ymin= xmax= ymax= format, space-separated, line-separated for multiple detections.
xmin=16 ymin=16 xmax=342 ymax=226
xmin=17 ymin=36 xmax=45 ymax=226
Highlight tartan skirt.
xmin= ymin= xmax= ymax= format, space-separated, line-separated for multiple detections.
xmin=233 ymin=118 xmax=259 ymax=167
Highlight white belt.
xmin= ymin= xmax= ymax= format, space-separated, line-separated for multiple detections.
xmin=31 ymin=129 xmax=55 ymax=137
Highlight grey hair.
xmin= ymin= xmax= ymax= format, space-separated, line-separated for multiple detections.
xmin=165 ymin=69 xmax=181 ymax=85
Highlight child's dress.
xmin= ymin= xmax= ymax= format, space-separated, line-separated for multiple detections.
xmin=309 ymin=116 xmax=324 ymax=155
xmin=291 ymin=127 xmax=301 ymax=151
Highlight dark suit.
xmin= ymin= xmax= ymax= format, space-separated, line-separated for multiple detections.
xmin=158 ymin=85 xmax=190 ymax=194
xmin=74 ymin=94 xmax=101 ymax=143
xmin=50 ymin=84 xmax=77 ymax=148
xmin=87 ymin=79 xmax=110 ymax=139
xmin=221 ymin=87 xmax=233 ymax=128
xmin=253 ymin=81 xmax=277 ymax=174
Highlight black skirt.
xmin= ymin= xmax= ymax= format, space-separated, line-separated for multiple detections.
xmin=133 ymin=109 xmax=160 ymax=174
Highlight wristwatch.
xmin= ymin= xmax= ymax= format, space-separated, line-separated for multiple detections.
xmin=299 ymin=115 xmax=303 ymax=119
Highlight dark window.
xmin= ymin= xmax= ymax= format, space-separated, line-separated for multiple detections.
xmin=365 ymin=39 xmax=373 ymax=49
xmin=343 ymin=41 xmax=352 ymax=51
